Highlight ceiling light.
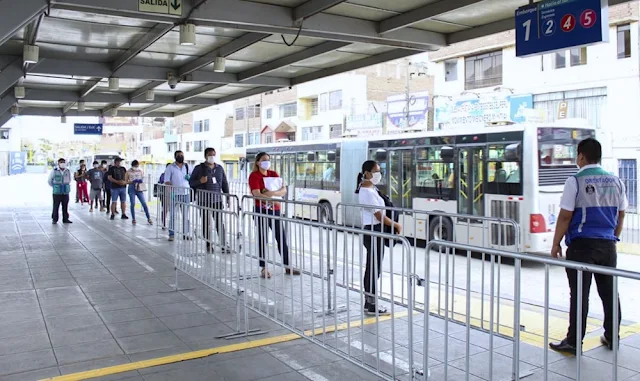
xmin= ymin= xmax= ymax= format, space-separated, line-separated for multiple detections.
xmin=145 ymin=90 xmax=155 ymax=101
xmin=108 ymin=77 xmax=119 ymax=91
xmin=110 ymin=108 xmax=118 ymax=117
xmin=61 ymin=115 xmax=67 ymax=124
xmin=23 ymin=45 xmax=39 ymax=64
xmin=179 ymin=24 xmax=196 ymax=46
xmin=11 ymin=105 xmax=19 ymax=116
xmin=213 ymin=57 xmax=226 ymax=73
xmin=77 ymin=101 xmax=85 ymax=112
xmin=14 ymin=87 xmax=25 ymax=99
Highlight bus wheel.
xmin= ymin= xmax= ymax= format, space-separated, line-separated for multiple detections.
xmin=318 ymin=201 xmax=331 ymax=224
xmin=429 ymin=217 xmax=454 ymax=249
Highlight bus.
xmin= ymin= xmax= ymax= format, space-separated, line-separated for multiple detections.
xmin=247 ymin=119 xmax=595 ymax=254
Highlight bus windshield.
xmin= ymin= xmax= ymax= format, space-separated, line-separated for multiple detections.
xmin=538 ymin=128 xmax=595 ymax=167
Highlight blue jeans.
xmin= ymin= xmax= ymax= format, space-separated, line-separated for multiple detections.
xmin=110 ymin=187 xmax=127 ymax=203
xmin=169 ymin=194 xmax=190 ymax=237
xmin=128 ymin=188 xmax=150 ymax=221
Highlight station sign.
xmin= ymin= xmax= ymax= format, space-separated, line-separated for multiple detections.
xmin=9 ymin=151 xmax=26 ymax=175
xmin=74 ymin=123 xmax=103 ymax=136
xmin=515 ymin=0 xmax=609 ymax=57
xmin=138 ymin=0 xmax=183 ymax=16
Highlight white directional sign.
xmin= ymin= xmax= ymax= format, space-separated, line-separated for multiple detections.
xmin=138 ymin=0 xmax=183 ymax=16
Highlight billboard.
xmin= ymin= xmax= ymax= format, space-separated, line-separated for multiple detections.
xmin=386 ymin=91 xmax=429 ymax=130
xmin=99 ymin=117 xmax=140 ymax=127
xmin=345 ymin=113 xmax=384 ymax=137
xmin=435 ymin=93 xmax=534 ymax=129
xmin=9 ymin=151 xmax=26 ymax=175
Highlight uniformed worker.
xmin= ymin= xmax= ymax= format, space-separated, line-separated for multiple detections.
xmin=549 ymin=138 xmax=626 ymax=355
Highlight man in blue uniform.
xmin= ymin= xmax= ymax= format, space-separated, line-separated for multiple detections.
xmin=48 ymin=158 xmax=73 ymax=224
xmin=550 ymin=138 xmax=627 ymax=354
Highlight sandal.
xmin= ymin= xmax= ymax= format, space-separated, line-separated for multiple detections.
xmin=261 ymin=268 xmax=272 ymax=279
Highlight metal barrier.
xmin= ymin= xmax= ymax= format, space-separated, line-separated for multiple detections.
xmin=151 ymin=184 xmax=194 ymax=240
xmin=240 ymin=196 xmax=424 ymax=380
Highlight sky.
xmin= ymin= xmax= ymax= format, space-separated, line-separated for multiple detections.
xmin=10 ymin=116 xmax=109 ymax=143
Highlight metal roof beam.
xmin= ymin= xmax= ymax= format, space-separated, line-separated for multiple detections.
xmin=237 ymin=41 xmax=349 ymax=82
xmin=291 ymin=49 xmax=416 ymax=85
xmin=129 ymin=81 xmax=165 ymax=100
xmin=113 ymin=24 xmax=174 ymax=72
xmin=22 ymin=88 xmax=219 ymax=106
xmin=0 ymin=111 xmax=12 ymax=128
xmin=178 ymin=32 xmax=269 ymax=77
xmin=0 ymin=95 xmax=16 ymax=118
xmin=173 ymin=105 xmax=211 ymax=117
xmin=53 ymin=0 xmax=445 ymax=50
xmin=215 ymin=86 xmax=274 ymax=105
xmin=175 ymin=84 xmax=225 ymax=103
xmin=447 ymin=18 xmax=513 ymax=44
xmin=379 ymin=0 xmax=483 ymax=34
xmin=0 ymin=0 xmax=48 ymax=46
xmin=20 ymin=107 xmax=172 ymax=118
xmin=0 ymin=59 xmax=24 ymax=95
xmin=294 ymin=0 xmax=347 ymax=23
xmin=24 ymin=13 xmax=45 ymax=45
xmin=139 ymin=104 xmax=167 ymax=116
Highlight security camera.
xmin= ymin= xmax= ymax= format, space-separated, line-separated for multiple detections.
xmin=167 ymin=72 xmax=178 ymax=90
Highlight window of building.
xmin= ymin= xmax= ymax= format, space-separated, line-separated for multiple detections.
xmin=280 ymin=102 xmax=297 ymax=118
xmin=445 ymin=60 xmax=458 ymax=81
xmin=311 ymin=98 xmax=318 ymax=116
xmin=617 ymin=24 xmax=631 ymax=59
xmin=247 ymin=104 xmax=261 ymax=118
xmin=193 ymin=120 xmax=202 ymax=133
xmin=464 ymin=50 xmax=502 ymax=90
xmin=302 ymin=126 xmax=323 ymax=141
xmin=234 ymin=134 xmax=244 ymax=148
xmin=248 ymin=132 xmax=260 ymax=146
xmin=203 ymin=119 xmax=209 ymax=132
xmin=266 ymin=108 xmax=273 ymax=119
xmin=570 ymin=47 xmax=587 ymax=66
xmin=143 ymin=147 xmax=151 ymax=155
xmin=554 ymin=51 xmax=566 ymax=69
xmin=167 ymin=143 xmax=177 ymax=153
xmin=235 ymin=107 xmax=245 ymax=121
xmin=329 ymin=124 xmax=342 ymax=138
xmin=265 ymin=134 xmax=273 ymax=144
xmin=186 ymin=142 xmax=191 ymax=152
xmin=319 ymin=93 xmax=328 ymax=112
xmin=194 ymin=141 xmax=203 ymax=152
xmin=329 ymin=90 xmax=342 ymax=110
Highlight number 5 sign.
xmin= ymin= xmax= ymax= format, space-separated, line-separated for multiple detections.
xmin=515 ymin=0 xmax=609 ymax=57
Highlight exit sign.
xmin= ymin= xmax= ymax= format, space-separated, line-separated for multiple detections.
xmin=515 ymin=0 xmax=609 ymax=57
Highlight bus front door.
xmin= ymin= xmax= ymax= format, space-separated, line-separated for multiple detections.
xmin=456 ymin=147 xmax=486 ymax=245
xmin=389 ymin=149 xmax=413 ymax=209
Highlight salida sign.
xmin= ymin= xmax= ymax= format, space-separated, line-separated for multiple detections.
xmin=138 ymin=0 xmax=183 ymax=16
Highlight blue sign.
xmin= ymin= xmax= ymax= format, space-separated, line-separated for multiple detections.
xmin=74 ymin=123 xmax=103 ymax=135
xmin=9 ymin=151 xmax=26 ymax=175
xmin=434 ymin=94 xmax=533 ymax=129
xmin=515 ymin=0 xmax=608 ymax=57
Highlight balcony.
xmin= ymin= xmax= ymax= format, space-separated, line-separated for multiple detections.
xmin=464 ymin=75 xmax=502 ymax=91
xmin=164 ymin=133 xmax=178 ymax=143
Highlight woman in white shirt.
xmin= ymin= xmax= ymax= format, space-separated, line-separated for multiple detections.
xmin=125 ymin=160 xmax=152 ymax=225
xmin=356 ymin=160 xmax=402 ymax=315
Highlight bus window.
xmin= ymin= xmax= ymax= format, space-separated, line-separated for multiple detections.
xmin=415 ymin=158 xmax=454 ymax=199
xmin=486 ymin=144 xmax=522 ymax=195
xmin=539 ymin=143 xmax=576 ymax=166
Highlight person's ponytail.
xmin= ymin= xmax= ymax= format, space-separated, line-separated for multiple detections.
xmin=355 ymin=172 xmax=363 ymax=194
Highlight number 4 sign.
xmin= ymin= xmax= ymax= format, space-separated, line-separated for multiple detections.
xmin=515 ymin=0 xmax=609 ymax=57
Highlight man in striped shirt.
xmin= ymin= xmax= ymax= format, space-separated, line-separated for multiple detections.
xmin=190 ymin=147 xmax=230 ymax=253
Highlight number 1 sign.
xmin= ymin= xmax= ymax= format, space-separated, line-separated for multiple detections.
xmin=515 ymin=0 xmax=609 ymax=57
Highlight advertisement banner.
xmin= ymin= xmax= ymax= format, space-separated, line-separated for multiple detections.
xmin=9 ymin=151 xmax=26 ymax=175
xmin=345 ymin=113 xmax=384 ymax=137
xmin=386 ymin=91 xmax=429 ymax=130
xmin=435 ymin=93 xmax=533 ymax=129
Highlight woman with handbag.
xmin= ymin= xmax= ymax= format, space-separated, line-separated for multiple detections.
xmin=125 ymin=160 xmax=152 ymax=225
xmin=356 ymin=160 xmax=402 ymax=315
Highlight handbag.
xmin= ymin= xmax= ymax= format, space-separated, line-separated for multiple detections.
xmin=136 ymin=182 xmax=147 ymax=192
xmin=376 ymin=189 xmax=400 ymax=247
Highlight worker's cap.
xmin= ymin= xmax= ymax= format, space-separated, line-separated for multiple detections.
xmin=114 ymin=157 xmax=123 ymax=162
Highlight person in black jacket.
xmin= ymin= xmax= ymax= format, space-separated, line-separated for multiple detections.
xmin=189 ymin=148 xmax=230 ymax=253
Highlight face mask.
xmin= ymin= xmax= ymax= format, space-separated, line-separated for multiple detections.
xmin=260 ymin=161 xmax=270 ymax=170
xmin=93 ymin=164 xmax=98 ymax=169
xmin=207 ymin=156 xmax=216 ymax=164
xmin=102 ymin=164 xmax=106 ymax=168
xmin=59 ymin=163 xmax=66 ymax=169
xmin=176 ymin=156 xmax=184 ymax=163
xmin=132 ymin=166 xmax=139 ymax=170
xmin=370 ymin=172 xmax=382 ymax=185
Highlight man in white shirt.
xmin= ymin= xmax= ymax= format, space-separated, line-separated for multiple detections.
xmin=164 ymin=150 xmax=191 ymax=241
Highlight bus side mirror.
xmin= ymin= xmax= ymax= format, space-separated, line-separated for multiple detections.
xmin=375 ymin=149 xmax=387 ymax=162
xmin=440 ymin=146 xmax=454 ymax=163
xmin=327 ymin=151 xmax=336 ymax=161
xmin=307 ymin=151 xmax=316 ymax=161
xmin=505 ymin=143 xmax=522 ymax=161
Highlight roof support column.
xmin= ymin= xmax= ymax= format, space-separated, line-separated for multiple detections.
xmin=0 ymin=0 xmax=48 ymax=46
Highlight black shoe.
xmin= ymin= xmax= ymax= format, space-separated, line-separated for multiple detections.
xmin=110 ymin=214 xmax=115 ymax=220
xmin=549 ymin=338 xmax=577 ymax=355
xmin=63 ymin=220 xmax=72 ymax=224
xmin=121 ymin=215 xmax=129 ymax=220
xmin=365 ymin=303 xmax=389 ymax=316
xmin=52 ymin=220 xmax=57 ymax=224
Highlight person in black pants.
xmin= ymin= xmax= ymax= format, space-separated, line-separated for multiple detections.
xmin=48 ymin=158 xmax=73 ymax=224
xmin=356 ymin=160 xmax=401 ymax=315
xmin=189 ymin=148 xmax=230 ymax=253
xmin=550 ymin=138 xmax=627 ymax=354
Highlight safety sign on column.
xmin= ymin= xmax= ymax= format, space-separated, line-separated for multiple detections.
xmin=515 ymin=0 xmax=609 ymax=57
xmin=139 ymin=0 xmax=183 ymax=16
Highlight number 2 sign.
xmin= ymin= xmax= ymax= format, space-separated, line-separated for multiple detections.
xmin=515 ymin=0 xmax=608 ymax=57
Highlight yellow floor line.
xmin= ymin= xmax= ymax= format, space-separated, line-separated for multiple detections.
xmin=40 ymin=311 xmax=409 ymax=381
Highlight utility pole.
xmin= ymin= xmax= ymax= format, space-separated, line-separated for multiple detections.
xmin=405 ymin=61 xmax=411 ymax=130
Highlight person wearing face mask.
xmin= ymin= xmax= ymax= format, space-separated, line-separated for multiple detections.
xmin=86 ymin=161 xmax=105 ymax=212
xmin=107 ymin=157 xmax=129 ymax=220
xmin=248 ymin=152 xmax=300 ymax=279
xmin=75 ymin=163 xmax=89 ymax=205
xmin=76 ymin=159 xmax=86 ymax=203
xmin=164 ymin=150 xmax=191 ymax=241
xmin=550 ymin=138 xmax=627 ymax=355
xmin=125 ymin=160 xmax=152 ymax=225
xmin=356 ymin=160 xmax=401 ymax=315
xmin=48 ymin=158 xmax=72 ymax=224
xmin=190 ymin=148 xmax=230 ymax=253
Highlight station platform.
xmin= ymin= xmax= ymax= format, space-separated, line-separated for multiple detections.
xmin=1 ymin=174 xmax=640 ymax=381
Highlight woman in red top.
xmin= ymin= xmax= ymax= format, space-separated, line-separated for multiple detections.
xmin=248 ymin=152 xmax=300 ymax=279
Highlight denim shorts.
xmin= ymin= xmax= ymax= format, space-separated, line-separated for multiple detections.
xmin=110 ymin=187 xmax=127 ymax=202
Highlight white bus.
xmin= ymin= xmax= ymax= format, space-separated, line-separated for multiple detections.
xmin=247 ymin=119 xmax=595 ymax=254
